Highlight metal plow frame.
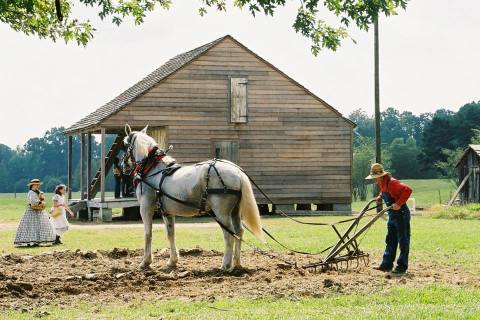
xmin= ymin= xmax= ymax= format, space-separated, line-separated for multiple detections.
xmin=303 ymin=200 xmax=392 ymax=272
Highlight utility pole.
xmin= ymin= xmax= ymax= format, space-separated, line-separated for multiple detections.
xmin=374 ymin=16 xmax=381 ymax=164
xmin=374 ymin=16 xmax=383 ymax=212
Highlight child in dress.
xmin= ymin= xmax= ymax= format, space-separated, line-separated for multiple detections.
xmin=14 ymin=179 xmax=56 ymax=246
xmin=51 ymin=184 xmax=75 ymax=245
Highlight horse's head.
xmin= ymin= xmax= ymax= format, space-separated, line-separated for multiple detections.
xmin=121 ymin=124 xmax=174 ymax=175
xmin=122 ymin=124 xmax=152 ymax=174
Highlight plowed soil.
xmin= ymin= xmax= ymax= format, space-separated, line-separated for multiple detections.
xmin=1 ymin=248 xmax=478 ymax=311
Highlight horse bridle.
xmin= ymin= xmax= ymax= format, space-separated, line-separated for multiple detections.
xmin=122 ymin=133 xmax=140 ymax=176
xmin=122 ymin=132 xmax=170 ymax=177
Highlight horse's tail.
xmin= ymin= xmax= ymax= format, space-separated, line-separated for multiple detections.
xmin=239 ymin=172 xmax=265 ymax=243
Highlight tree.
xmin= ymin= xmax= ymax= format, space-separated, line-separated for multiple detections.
xmin=435 ymin=127 xmax=480 ymax=179
xmin=434 ymin=148 xmax=464 ymax=179
xmin=1 ymin=0 xmax=408 ymax=52
xmin=352 ymin=137 xmax=375 ymax=201
xmin=420 ymin=109 xmax=457 ymax=167
xmin=0 ymin=126 xmax=119 ymax=193
xmin=421 ymin=102 xmax=480 ymax=169
xmin=348 ymin=108 xmax=374 ymax=145
xmin=388 ymin=137 xmax=422 ymax=179
xmin=349 ymin=107 xmax=432 ymax=146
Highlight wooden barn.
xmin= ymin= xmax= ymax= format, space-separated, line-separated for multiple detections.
xmin=64 ymin=35 xmax=355 ymax=219
xmin=453 ymin=144 xmax=480 ymax=204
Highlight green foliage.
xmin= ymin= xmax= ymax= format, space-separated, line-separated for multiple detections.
xmin=349 ymin=107 xmax=431 ymax=147
xmin=388 ymin=137 xmax=422 ymax=179
xmin=352 ymin=136 xmax=374 ymax=201
xmin=0 ymin=127 xmax=117 ymax=193
xmin=470 ymin=128 xmax=480 ymax=144
xmin=434 ymin=148 xmax=464 ymax=179
xmin=1 ymin=0 xmax=408 ymax=50
xmin=227 ymin=0 xmax=409 ymax=54
xmin=350 ymin=102 xmax=480 ymax=178
xmin=421 ymin=102 xmax=480 ymax=169
xmin=0 ymin=0 xmax=171 ymax=45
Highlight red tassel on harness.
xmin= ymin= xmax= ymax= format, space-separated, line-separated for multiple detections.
xmin=132 ymin=147 xmax=165 ymax=187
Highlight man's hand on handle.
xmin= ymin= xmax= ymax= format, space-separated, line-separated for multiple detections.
xmin=374 ymin=197 xmax=400 ymax=211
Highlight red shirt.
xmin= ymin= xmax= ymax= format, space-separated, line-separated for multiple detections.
xmin=377 ymin=176 xmax=413 ymax=206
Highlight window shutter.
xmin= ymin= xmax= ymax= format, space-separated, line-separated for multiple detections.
xmin=230 ymin=77 xmax=248 ymax=123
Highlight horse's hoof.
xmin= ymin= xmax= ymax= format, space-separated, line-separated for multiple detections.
xmin=139 ymin=261 xmax=152 ymax=270
xmin=233 ymin=259 xmax=242 ymax=268
xmin=221 ymin=265 xmax=234 ymax=272
xmin=167 ymin=260 xmax=177 ymax=268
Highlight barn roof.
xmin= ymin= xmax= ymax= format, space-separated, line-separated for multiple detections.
xmin=65 ymin=35 xmax=354 ymax=134
xmin=456 ymin=144 xmax=480 ymax=167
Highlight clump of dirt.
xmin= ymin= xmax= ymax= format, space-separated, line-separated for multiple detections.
xmin=0 ymin=248 xmax=478 ymax=311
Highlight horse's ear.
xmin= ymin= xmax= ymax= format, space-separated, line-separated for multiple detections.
xmin=125 ymin=124 xmax=132 ymax=136
xmin=140 ymin=124 xmax=149 ymax=134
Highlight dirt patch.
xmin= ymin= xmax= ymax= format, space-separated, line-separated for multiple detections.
xmin=0 ymin=248 xmax=478 ymax=311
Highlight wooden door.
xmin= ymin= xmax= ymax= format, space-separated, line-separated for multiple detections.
xmin=147 ymin=127 xmax=167 ymax=149
xmin=212 ymin=141 xmax=239 ymax=163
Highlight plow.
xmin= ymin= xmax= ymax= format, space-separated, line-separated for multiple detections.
xmin=302 ymin=200 xmax=392 ymax=272
xmin=248 ymin=197 xmax=392 ymax=272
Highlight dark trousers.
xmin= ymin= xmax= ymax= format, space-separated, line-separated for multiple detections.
xmin=114 ymin=176 xmax=122 ymax=198
xmin=381 ymin=209 xmax=411 ymax=270
xmin=122 ymin=175 xmax=133 ymax=197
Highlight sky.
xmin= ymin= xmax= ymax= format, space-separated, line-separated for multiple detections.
xmin=0 ymin=0 xmax=479 ymax=148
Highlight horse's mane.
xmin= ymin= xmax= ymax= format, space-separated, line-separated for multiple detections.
xmin=135 ymin=132 xmax=176 ymax=164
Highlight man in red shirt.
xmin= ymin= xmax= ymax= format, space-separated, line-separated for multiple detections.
xmin=366 ymin=163 xmax=412 ymax=274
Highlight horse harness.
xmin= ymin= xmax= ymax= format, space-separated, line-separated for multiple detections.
xmin=130 ymin=147 xmax=242 ymax=215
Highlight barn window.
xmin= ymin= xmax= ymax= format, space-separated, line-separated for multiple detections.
xmin=230 ymin=77 xmax=248 ymax=123
xmin=212 ymin=141 xmax=239 ymax=163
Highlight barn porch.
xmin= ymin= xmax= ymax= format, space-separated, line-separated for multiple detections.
xmin=64 ymin=124 xmax=168 ymax=221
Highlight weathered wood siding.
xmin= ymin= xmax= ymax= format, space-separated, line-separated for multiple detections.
xmin=458 ymin=149 xmax=480 ymax=203
xmin=102 ymin=38 xmax=353 ymax=205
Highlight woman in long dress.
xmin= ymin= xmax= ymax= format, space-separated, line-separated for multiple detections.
xmin=51 ymin=184 xmax=74 ymax=244
xmin=14 ymin=179 xmax=56 ymax=246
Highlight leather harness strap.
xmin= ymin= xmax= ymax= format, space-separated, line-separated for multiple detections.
xmin=138 ymin=158 xmax=241 ymax=215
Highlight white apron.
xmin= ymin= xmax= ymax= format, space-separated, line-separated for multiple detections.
xmin=51 ymin=194 xmax=69 ymax=236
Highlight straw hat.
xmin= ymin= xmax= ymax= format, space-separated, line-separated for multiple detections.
xmin=27 ymin=179 xmax=42 ymax=186
xmin=365 ymin=163 xmax=389 ymax=180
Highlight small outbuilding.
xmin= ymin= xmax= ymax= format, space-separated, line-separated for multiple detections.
xmin=64 ymin=35 xmax=355 ymax=218
xmin=454 ymin=144 xmax=480 ymax=204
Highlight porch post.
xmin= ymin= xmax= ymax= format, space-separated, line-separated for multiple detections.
xmin=80 ymin=133 xmax=85 ymax=200
xmin=67 ymin=136 xmax=73 ymax=200
xmin=87 ymin=133 xmax=92 ymax=200
xmin=100 ymin=128 xmax=106 ymax=203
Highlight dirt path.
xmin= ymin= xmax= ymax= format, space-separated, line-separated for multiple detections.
xmin=1 ymin=248 xmax=479 ymax=311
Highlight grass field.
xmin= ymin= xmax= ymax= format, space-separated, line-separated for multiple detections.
xmin=1 ymin=179 xmax=456 ymax=224
xmin=1 ymin=179 xmax=478 ymax=319
xmin=0 ymin=214 xmax=479 ymax=319
xmin=2 ymin=286 xmax=480 ymax=319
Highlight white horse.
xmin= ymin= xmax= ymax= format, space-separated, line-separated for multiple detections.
xmin=122 ymin=124 xmax=264 ymax=271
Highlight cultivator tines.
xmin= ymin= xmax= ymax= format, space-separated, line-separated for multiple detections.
xmin=303 ymin=252 xmax=370 ymax=272
xmin=302 ymin=200 xmax=390 ymax=273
